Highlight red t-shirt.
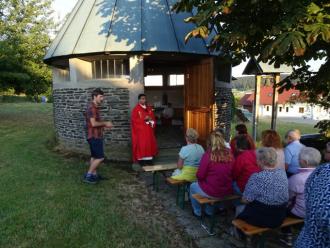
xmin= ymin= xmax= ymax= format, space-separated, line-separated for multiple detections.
xmin=86 ymin=102 xmax=103 ymax=139
xmin=232 ymin=150 xmax=261 ymax=192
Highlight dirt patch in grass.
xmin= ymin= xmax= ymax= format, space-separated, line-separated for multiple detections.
xmin=115 ymin=175 xmax=196 ymax=248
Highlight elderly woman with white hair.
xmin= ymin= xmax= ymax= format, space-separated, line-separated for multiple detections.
xmin=237 ymin=147 xmax=289 ymax=228
xmin=288 ymin=147 xmax=321 ymax=218
xmin=280 ymin=147 xmax=322 ymax=246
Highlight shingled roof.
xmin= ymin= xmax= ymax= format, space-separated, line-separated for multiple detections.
xmin=240 ymin=86 xmax=301 ymax=106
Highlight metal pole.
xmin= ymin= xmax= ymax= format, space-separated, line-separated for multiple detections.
xmin=252 ymin=75 xmax=262 ymax=141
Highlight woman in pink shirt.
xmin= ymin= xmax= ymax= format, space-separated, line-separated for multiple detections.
xmin=190 ymin=131 xmax=234 ymax=217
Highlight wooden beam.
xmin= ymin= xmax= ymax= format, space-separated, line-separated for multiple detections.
xmin=271 ymin=74 xmax=280 ymax=130
xmin=252 ymin=75 xmax=262 ymax=141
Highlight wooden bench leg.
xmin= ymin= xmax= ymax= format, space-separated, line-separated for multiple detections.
xmin=176 ymin=184 xmax=185 ymax=209
xmin=200 ymin=204 xmax=216 ymax=236
xmin=258 ymin=234 xmax=266 ymax=248
xmin=246 ymin=236 xmax=253 ymax=248
xmin=286 ymin=232 xmax=293 ymax=247
xmin=209 ymin=213 xmax=216 ymax=235
xmin=244 ymin=234 xmax=265 ymax=248
xmin=152 ymin=172 xmax=160 ymax=192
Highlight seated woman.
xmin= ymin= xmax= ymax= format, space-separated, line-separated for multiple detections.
xmin=190 ymin=131 xmax=234 ymax=217
xmin=171 ymin=128 xmax=204 ymax=182
xmin=261 ymin=129 xmax=285 ymax=170
xmin=288 ymin=147 xmax=321 ymax=218
xmin=237 ymin=147 xmax=289 ymax=228
xmin=280 ymin=147 xmax=321 ymax=245
xmin=232 ymin=135 xmax=260 ymax=195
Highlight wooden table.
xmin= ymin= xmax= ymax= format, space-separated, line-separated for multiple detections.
xmin=142 ymin=163 xmax=177 ymax=191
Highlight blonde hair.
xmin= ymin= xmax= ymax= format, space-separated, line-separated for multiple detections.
xmin=186 ymin=128 xmax=199 ymax=143
xmin=208 ymin=131 xmax=233 ymax=163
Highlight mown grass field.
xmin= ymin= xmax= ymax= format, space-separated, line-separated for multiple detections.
xmin=0 ymin=103 xmax=191 ymax=248
xmin=0 ymin=103 xmax=318 ymax=247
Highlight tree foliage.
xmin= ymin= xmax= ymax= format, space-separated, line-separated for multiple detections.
xmin=173 ymin=0 xmax=330 ymax=131
xmin=0 ymin=0 xmax=54 ymax=97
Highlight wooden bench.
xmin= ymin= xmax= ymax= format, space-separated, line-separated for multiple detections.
xmin=142 ymin=163 xmax=177 ymax=192
xmin=166 ymin=178 xmax=190 ymax=209
xmin=232 ymin=217 xmax=304 ymax=247
xmin=192 ymin=194 xmax=241 ymax=235
xmin=192 ymin=194 xmax=241 ymax=205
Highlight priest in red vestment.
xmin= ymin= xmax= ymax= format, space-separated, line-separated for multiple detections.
xmin=131 ymin=94 xmax=158 ymax=165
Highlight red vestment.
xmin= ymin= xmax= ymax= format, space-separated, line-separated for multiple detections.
xmin=131 ymin=104 xmax=158 ymax=162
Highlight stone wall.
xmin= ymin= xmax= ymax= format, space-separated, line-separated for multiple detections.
xmin=53 ymin=88 xmax=131 ymax=161
xmin=214 ymin=82 xmax=233 ymax=141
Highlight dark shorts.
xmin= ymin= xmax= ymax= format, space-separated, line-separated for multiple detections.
xmin=88 ymin=138 xmax=104 ymax=159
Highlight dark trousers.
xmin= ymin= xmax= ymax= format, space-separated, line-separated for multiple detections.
xmin=138 ymin=159 xmax=153 ymax=166
xmin=237 ymin=200 xmax=287 ymax=228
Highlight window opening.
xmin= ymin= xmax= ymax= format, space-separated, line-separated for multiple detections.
xmin=169 ymin=74 xmax=184 ymax=86
xmin=144 ymin=75 xmax=163 ymax=86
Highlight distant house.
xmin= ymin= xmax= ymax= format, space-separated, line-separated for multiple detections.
xmin=240 ymin=85 xmax=329 ymax=120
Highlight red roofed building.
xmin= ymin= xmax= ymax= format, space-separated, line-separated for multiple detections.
xmin=240 ymin=85 xmax=329 ymax=120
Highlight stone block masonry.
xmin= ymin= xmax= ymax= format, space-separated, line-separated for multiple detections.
xmin=53 ymin=88 xmax=131 ymax=161
xmin=215 ymin=85 xmax=233 ymax=141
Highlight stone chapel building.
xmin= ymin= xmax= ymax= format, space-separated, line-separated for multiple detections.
xmin=44 ymin=0 xmax=233 ymax=161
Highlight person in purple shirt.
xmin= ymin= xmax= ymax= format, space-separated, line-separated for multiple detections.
xmin=190 ymin=131 xmax=234 ymax=217
xmin=281 ymin=147 xmax=321 ymax=246
xmin=284 ymin=130 xmax=305 ymax=176
xmin=288 ymin=147 xmax=321 ymax=218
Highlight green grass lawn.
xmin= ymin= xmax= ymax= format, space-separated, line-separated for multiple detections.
xmin=0 ymin=103 xmax=191 ymax=248
xmin=0 ymin=103 xmax=318 ymax=247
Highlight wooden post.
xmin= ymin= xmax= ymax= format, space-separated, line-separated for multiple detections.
xmin=252 ymin=75 xmax=262 ymax=141
xmin=271 ymin=74 xmax=280 ymax=130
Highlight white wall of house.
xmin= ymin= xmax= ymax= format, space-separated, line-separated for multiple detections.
xmin=259 ymin=103 xmax=329 ymax=120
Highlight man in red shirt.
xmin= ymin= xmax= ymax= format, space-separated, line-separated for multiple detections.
xmin=131 ymin=94 xmax=158 ymax=165
xmin=84 ymin=88 xmax=113 ymax=184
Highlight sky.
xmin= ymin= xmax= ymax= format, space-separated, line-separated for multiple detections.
xmin=51 ymin=0 xmax=323 ymax=77
xmin=52 ymin=0 xmax=78 ymax=21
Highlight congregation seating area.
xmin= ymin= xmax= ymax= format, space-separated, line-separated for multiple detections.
xmin=139 ymin=164 xmax=304 ymax=247
xmin=131 ymin=128 xmax=328 ymax=248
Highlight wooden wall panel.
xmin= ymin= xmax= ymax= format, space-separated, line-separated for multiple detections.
xmin=184 ymin=58 xmax=214 ymax=147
